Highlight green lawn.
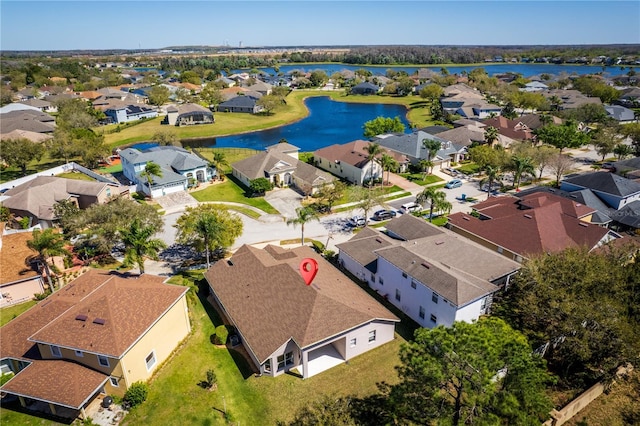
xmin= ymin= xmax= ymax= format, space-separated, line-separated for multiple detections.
xmin=398 ymin=173 xmax=444 ymax=186
xmin=0 ymin=300 xmax=37 ymax=327
xmin=190 ymin=177 xmax=279 ymax=214
xmin=56 ymin=171 xmax=96 ymax=181
xmin=0 ymin=153 xmax=70 ymax=184
xmin=194 ymin=148 xmax=261 ymax=174
xmin=455 ymin=162 xmax=481 ymax=175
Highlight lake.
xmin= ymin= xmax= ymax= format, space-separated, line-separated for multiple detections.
xmin=233 ymin=63 xmax=634 ymax=78
xmin=180 ymin=96 xmax=411 ymax=152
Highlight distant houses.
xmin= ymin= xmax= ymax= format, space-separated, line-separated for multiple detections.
xmin=165 ymin=103 xmax=214 ymax=126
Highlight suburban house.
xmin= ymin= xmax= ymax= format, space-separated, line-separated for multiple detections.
xmin=481 ymin=116 xmax=535 ymax=142
xmin=373 ymin=130 xmax=465 ymax=168
xmin=613 ymin=156 xmax=640 ymax=180
xmin=313 ymin=140 xmax=404 ymax=185
xmin=540 ymin=89 xmax=603 ymax=110
xmin=0 ymin=109 xmax=56 ymax=135
xmin=244 ymin=80 xmax=273 ymax=96
xmin=560 ymin=171 xmax=640 ymax=210
xmin=440 ymin=84 xmax=502 ymax=119
xmin=447 ymin=192 xmax=622 ymax=263
xmin=520 ymin=81 xmax=549 ymax=92
xmin=204 ymin=244 xmax=399 ymax=379
xmin=217 ymin=95 xmax=263 ymax=113
xmin=336 ymin=215 xmax=519 ymax=328
xmin=165 ymin=103 xmax=214 ymax=126
xmin=0 ymin=129 xmax=53 ymax=144
xmin=350 ymin=82 xmax=379 ymax=95
xmin=120 ymin=145 xmax=212 ymax=198
xmin=232 ymin=143 xmax=334 ymax=195
xmin=604 ymin=105 xmax=636 ymax=123
xmin=104 ymin=104 xmax=157 ymax=124
xmin=0 ymin=232 xmax=46 ymax=307
xmin=1 ymin=176 xmax=125 ymax=229
xmin=17 ymin=99 xmax=57 ymax=113
xmin=0 ymin=269 xmax=190 ymax=420
xmin=429 ymin=124 xmax=486 ymax=149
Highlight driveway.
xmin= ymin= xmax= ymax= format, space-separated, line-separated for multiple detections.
xmin=264 ymin=187 xmax=303 ymax=219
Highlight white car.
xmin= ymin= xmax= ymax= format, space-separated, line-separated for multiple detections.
xmin=349 ymin=216 xmax=366 ymax=227
xmin=400 ymin=202 xmax=423 ymax=214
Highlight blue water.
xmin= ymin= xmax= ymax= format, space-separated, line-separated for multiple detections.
xmin=233 ymin=63 xmax=634 ymax=78
xmin=182 ymin=96 xmax=411 ymax=152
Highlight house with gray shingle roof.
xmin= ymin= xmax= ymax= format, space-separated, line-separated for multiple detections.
xmin=165 ymin=103 xmax=214 ymax=126
xmin=350 ymin=82 xmax=379 ymax=95
xmin=104 ymin=104 xmax=157 ymax=124
xmin=205 ymin=244 xmax=398 ymax=379
xmin=561 ymin=171 xmax=640 ymax=210
xmin=217 ymin=95 xmax=263 ymax=113
xmin=232 ymin=143 xmax=333 ymax=195
xmin=605 ymin=105 xmax=636 ymax=123
xmin=373 ymin=130 xmax=465 ymax=168
xmin=336 ymin=214 xmax=519 ymax=329
xmin=120 ymin=145 xmax=212 ymax=198
xmin=0 ymin=109 xmax=56 ymax=134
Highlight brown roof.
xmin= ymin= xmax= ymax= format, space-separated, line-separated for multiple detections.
xmin=232 ymin=150 xmax=333 ymax=187
xmin=204 ymin=245 xmax=398 ymax=363
xmin=481 ymin=116 xmax=534 ymax=141
xmin=0 ymin=129 xmax=53 ymax=143
xmin=0 ymin=359 xmax=108 ymax=409
xmin=447 ymin=193 xmax=614 ymax=258
xmin=434 ymin=125 xmax=485 ymax=147
xmin=0 ymin=232 xmax=40 ymax=285
xmin=29 ymin=270 xmax=188 ymax=357
xmin=314 ymin=140 xmax=407 ymax=169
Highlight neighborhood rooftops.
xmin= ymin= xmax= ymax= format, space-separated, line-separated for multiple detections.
xmin=204 ymin=244 xmax=399 ymax=364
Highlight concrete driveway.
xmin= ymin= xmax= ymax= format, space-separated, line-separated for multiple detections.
xmin=264 ymin=187 xmax=304 ymax=219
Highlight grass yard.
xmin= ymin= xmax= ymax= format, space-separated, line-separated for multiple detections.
xmin=0 ymin=300 xmax=37 ymax=327
xmin=398 ymin=173 xmax=444 ymax=186
xmin=190 ymin=177 xmax=279 ymax=214
xmin=56 ymin=171 xmax=96 ymax=181
xmin=455 ymin=162 xmax=481 ymax=175
xmin=0 ymin=154 xmax=69 ymax=184
xmin=194 ymin=147 xmax=261 ymax=174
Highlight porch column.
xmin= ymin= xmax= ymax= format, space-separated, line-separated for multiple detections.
xmin=18 ymin=396 xmax=26 ymax=408
xmin=49 ymin=403 xmax=57 ymax=415
xmin=80 ymin=407 xmax=87 ymax=420
xmin=301 ymin=351 xmax=309 ymax=380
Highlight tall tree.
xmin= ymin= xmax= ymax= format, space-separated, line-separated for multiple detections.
xmin=379 ymin=153 xmax=398 ymax=186
xmin=620 ymin=123 xmax=640 ymax=155
xmin=1 ymin=138 xmax=45 ymax=175
xmin=256 ymin=94 xmax=282 ymax=115
xmin=348 ymin=186 xmax=387 ymax=227
xmin=209 ymin=151 xmax=229 ymax=177
xmin=27 ymin=228 xmax=69 ymax=291
xmin=509 ymin=155 xmax=535 ymax=191
xmin=175 ymin=204 xmax=243 ymax=268
xmin=479 ymin=165 xmax=502 ymax=199
xmin=363 ymin=116 xmax=405 ymax=138
xmin=386 ymin=317 xmax=552 ymax=426
xmin=120 ymin=218 xmax=167 ymax=275
xmin=148 ymin=85 xmax=170 ymax=106
xmin=613 ymin=143 xmax=632 ymax=160
xmin=421 ymin=137 xmax=441 ymax=163
xmin=152 ymin=130 xmax=180 ymax=147
xmin=484 ymin=126 xmax=500 ymax=146
xmin=313 ymin=181 xmax=346 ymax=213
xmin=532 ymin=144 xmax=558 ymax=180
xmin=419 ymin=159 xmax=434 ymax=180
xmin=592 ymin=126 xmax=623 ymax=161
xmin=416 ymin=187 xmax=452 ymax=222
xmin=365 ymin=143 xmax=383 ymax=187
xmin=140 ymin=161 xmax=163 ymax=198
xmin=548 ymin=153 xmax=574 ymax=187
xmin=286 ymin=207 xmax=320 ymax=246
xmin=534 ymin=122 xmax=591 ymax=153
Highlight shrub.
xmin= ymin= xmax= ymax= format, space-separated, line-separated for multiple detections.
xmin=0 ymin=372 xmax=14 ymax=386
xmin=123 ymin=381 xmax=149 ymax=408
xmin=214 ymin=325 xmax=229 ymax=345
xmin=206 ymin=369 xmax=217 ymax=389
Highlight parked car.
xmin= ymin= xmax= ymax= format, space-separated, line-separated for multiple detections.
xmin=400 ymin=202 xmax=423 ymax=214
xmin=601 ymin=162 xmax=616 ymax=172
xmin=445 ymin=179 xmax=463 ymax=189
xmin=480 ymin=181 xmax=502 ymax=192
xmin=349 ymin=215 xmax=366 ymax=227
xmin=372 ymin=210 xmax=397 ymax=221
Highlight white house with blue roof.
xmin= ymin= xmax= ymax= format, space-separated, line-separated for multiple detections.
xmin=120 ymin=145 xmax=213 ymax=198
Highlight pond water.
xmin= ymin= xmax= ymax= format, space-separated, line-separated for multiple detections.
xmin=180 ymin=96 xmax=411 ymax=152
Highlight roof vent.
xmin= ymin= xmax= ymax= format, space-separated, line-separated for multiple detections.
xmin=462 ymin=216 xmax=470 ymax=221
xmin=75 ymin=314 xmax=88 ymax=322
xmin=375 ymin=238 xmax=383 ymax=243
xmin=93 ymin=318 xmax=106 ymax=325
xmin=524 ymin=214 xmax=532 ymax=219
xmin=421 ymin=262 xmax=431 ymax=269
xmin=435 ymin=241 xmax=444 ymax=245
xmin=227 ymin=260 xmax=234 ymax=266
xmin=579 ymin=222 xmax=589 ymax=227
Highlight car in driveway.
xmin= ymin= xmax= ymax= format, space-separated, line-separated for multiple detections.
xmin=372 ymin=209 xmax=397 ymax=221
xmin=445 ymin=179 xmax=463 ymax=189
xmin=400 ymin=202 xmax=423 ymax=214
xmin=349 ymin=215 xmax=366 ymax=227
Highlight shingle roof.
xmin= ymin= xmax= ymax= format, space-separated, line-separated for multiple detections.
xmin=120 ymin=146 xmax=208 ymax=185
xmin=3 ymin=176 xmax=119 ymax=221
xmin=0 ymin=110 xmax=56 ymax=134
xmin=563 ymin=172 xmax=640 ymax=197
xmin=447 ymin=193 xmax=613 ymax=257
xmin=218 ymin=95 xmax=260 ymax=108
xmin=434 ymin=125 xmax=485 ymax=147
xmin=314 ymin=140 xmax=408 ymax=169
xmin=384 ymin=213 xmax=445 ymax=240
xmin=0 ymin=232 xmax=40 ymax=285
xmin=611 ymin=201 xmax=640 ymax=228
xmin=0 ymin=129 xmax=53 ymax=143
xmin=204 ymin=245 xmax=398 ymax=363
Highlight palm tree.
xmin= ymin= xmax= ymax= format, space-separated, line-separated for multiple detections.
xmin=422 ymin=138 xmax=441 ymax=164
xmin=510 ymin=155 xmax=535 ymax=192
xmin=479 ymin=165 xmax=502 ymax=200
xmin=419 ymin=159 xmax=434 ymax=180
xmin=120 ymin=218 xmax=167 ymax=274
xmin=484 ymin=126 xmax=499 ymax=147
xmin=139 ymin=161 xmax=163 ymax=198
xmin=286 ymin=207 xmax=320 ymax=246
xmin=380 ymin=153 xmax=398 ymax=186
xmin=416 ymin=187 xmax=452 ymax=223
xmin=27 ymin=228 xmax=69 ymax=291
xmin=365 ymin=143 xmax=383 ymax=188
xmin=209 ymin=151 xmax=229 ymax=179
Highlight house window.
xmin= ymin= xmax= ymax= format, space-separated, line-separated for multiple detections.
xmin=75 ymin=350 xmax=84 ymax=358
xmin=432 ymin=293 xmax=439 ymax=304
xmin=497 ymin=246 xmax=504 ymax=254
xmin=106 ymin=188 xmax=111 ymax=197
xmin=371 ymin=274 xmax=375 ymax=282
xmin=402 ymin=272 xmax=407 ymax=278
xmin=264 ymin=359 xmax=271 ymax=373
xmin=350 ymin=338 xmax=357 ymax=347
xmin=379 ymin=277 xmax=384 ymax=285
xmin=368 ymin=330 xmax=376 ymax=343
xmin=109 ymin=377 xmax=119 ymax=387
xmin=481 ymin=297 xmax=487 ymax=310
xmin=98 ymin=355 xmax=110 ymax=367
xmin=277 ymin=351 xmax=294 ymax=370
xmin=395 ymin=289 xmax=401 ymax=301
xmin=145 ymin=351 xmax=157 ymax=371
xmin=50 ymin=345 xmax=62 ymax=358
xmin=411 ymin=280 xmax=417 ymax=289
xmin=419 ymin=306 xmax=425 ymax=319
xmin=430 ymin=314 xmax=437 ymax=323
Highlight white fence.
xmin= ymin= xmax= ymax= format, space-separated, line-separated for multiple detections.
xmin=0 ymin=162 xmax=119 ymax=192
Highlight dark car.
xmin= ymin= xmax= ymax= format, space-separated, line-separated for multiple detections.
xmin=372 ymin=209 xmax=397 ymax=221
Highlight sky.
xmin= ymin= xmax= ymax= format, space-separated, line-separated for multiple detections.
xmin=1 ymin=1 xmax=639 ymax=51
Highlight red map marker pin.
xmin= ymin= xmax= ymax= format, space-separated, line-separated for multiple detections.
xmin=299 ymin=258 xmax=318 ymax=286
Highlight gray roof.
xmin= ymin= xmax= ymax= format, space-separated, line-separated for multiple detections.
xmin=613 ymin=156 xmax=640 ymax=175
xmin=385 ymin=213 xmax=446 ymax=240
xmin=434 ymin=125 xmax=485 ymax=147
xmin=0 ymin=110 xmax=56 ymax=134
xmin=375 ymin=130 xmax=458 ymax=161
xmin=120 ymin=146 xmax=208 ymax=185
xmin=218 ymin=95 xmax=259 ymax=108
xmin=611 ymin=201 xmax=640 ymax=228
xmin=563 ymin=172 xmax=640 ymax=197
xmin=605 ymin=105 xmax=635 ymax=121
